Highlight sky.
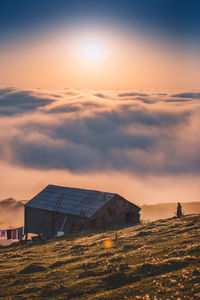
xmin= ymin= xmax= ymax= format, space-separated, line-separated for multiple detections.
xmin=0 ymin=0 xmax=200 ymax=89
xmin=0 ymin=1 xmax=199 ymax=205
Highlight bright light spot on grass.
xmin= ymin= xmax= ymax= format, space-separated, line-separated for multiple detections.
xmin=103 ymin=239 xmax=113 ymax=248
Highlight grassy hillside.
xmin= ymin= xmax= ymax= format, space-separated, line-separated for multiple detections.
xmin=0 ymin=214 xmax=199 ymax=299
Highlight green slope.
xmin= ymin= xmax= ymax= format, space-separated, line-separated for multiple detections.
xmin=0 ymin=214 xmax=199 ymax=299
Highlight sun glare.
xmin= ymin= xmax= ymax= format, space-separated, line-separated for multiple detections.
xmin=80 ymin=42 xmax=103 ymax=60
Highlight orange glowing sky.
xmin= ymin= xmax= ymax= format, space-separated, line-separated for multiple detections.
xmin=0 ymin=26 xmax=200 ymax=90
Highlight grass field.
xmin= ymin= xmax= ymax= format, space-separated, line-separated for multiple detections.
xmin=0 ymin=214 xmax=199 ymax=299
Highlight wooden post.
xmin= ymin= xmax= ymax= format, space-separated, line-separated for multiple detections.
xmin=24 ymin=206 xmax=28 ymax=241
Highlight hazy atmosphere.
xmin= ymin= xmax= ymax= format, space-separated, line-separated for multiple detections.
xmin=0 ymin=3 xmax=199 ymax=209
xmin=0 ymin=1 xmax=200 ymax=205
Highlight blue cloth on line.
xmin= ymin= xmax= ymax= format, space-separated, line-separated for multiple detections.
xmin=7 ymin=230 xmax=11 ymax=240
xmin=17 ymin=227 xmax=23 ymax=240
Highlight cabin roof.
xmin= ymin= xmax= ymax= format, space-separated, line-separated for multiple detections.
xmin=25 ymin=185 xmax=115 ymax=218
xmin=25 ymin=185 xmax=140 ymax=218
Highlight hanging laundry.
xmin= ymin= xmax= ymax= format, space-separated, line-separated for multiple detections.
xmin=17 ymin=227 xmax=23 ymax=240
xmin=7 ymin=230 xmax=11 ymax=240
xmin=0 ymin=230 xmax=6 ymax=238
xmin=11 ymin=229 xmax=17 ymax=239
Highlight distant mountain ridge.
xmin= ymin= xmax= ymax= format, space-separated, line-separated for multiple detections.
xmin=0 ymin=197 xmax=24 ymax=209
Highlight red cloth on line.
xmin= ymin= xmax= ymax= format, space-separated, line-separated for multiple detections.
xmin=11 ymin=229 xmax=17 ymax=239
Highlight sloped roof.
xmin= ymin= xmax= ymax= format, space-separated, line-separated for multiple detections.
xmin=25 ymin=185 xmax=140 ymax=218
xmin=25 ymin=185 xmax=118 ymax=218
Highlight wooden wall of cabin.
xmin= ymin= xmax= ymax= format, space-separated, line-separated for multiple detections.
xmin=25 ymin=206 xmax=53 ymax=237
xmin=62 ymin=214 xmax=87 ymax=233
xmin=24 ymin=196 xmax=140 ymax=236
xmin=25 ymin=206 xmax=88 ymax=236
xmin=89 ymin=195 xmax=140 ymax=228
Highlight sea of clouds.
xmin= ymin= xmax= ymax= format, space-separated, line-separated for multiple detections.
xmin=0 ymin=87 xmax=199 ymax=203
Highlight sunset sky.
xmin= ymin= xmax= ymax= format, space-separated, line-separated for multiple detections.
xmin=0 ymin=1 xmax=199 ymax=204
xmin=1 ymin=0 xmax=200 ymax=89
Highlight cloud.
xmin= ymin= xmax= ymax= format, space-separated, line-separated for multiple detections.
xmin=170 ymin=92 xmax=200 ymax=99
xmin=0 ymin=88 xmax=54 ymax=115
xmin=0 ymin=88 xmax=199 ymax=177
xmin=118 ymin=92 xmax=148 ymax=97
xmin=94 ymin=93 xmax=106 ymax=98
xmin=0 ymin=86 xmax=16 ymax=96
xmin=165 ymin=99 xmax=190 ymax=103
xmin=46 ymin=103 xmax=82 ymax=114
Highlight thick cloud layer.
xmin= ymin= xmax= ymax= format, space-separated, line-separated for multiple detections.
xmin=0 ymin=87 xmax=199 ymax=176
xmin=170 ymin=92 xmax=200 ymax=99
xmin=0 ymin=88 xmax=54 ymax=115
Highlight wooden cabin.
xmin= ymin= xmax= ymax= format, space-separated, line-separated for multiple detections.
xmin=24 ymin=185 xmax=140 ymax=238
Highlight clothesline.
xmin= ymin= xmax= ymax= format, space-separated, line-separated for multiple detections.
xmin=0 ymin=227 xmax=23 ymax=240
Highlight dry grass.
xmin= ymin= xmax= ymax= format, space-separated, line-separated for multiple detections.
xmin=0 ymin=214 xmax=199 ymax=299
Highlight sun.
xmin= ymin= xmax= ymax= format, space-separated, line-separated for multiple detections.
xmin=80 ymin=42 xmax=103 ymax=60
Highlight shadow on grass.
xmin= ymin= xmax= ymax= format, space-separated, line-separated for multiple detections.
xmin=49 ymin=257 xmax=80 ymax=269
xmin=103 ymin=271 xmax=141 ymax=288
xmin=134 ymin=257 xmax=197 ymax=278
xmin=135 ymin=230 xmax=152 ymax=237
xmin=18 ymin=263 xmax=47 ymax=274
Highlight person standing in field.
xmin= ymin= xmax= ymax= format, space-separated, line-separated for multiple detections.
xmin=177 ymin=202 xmax=182 ymax=218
